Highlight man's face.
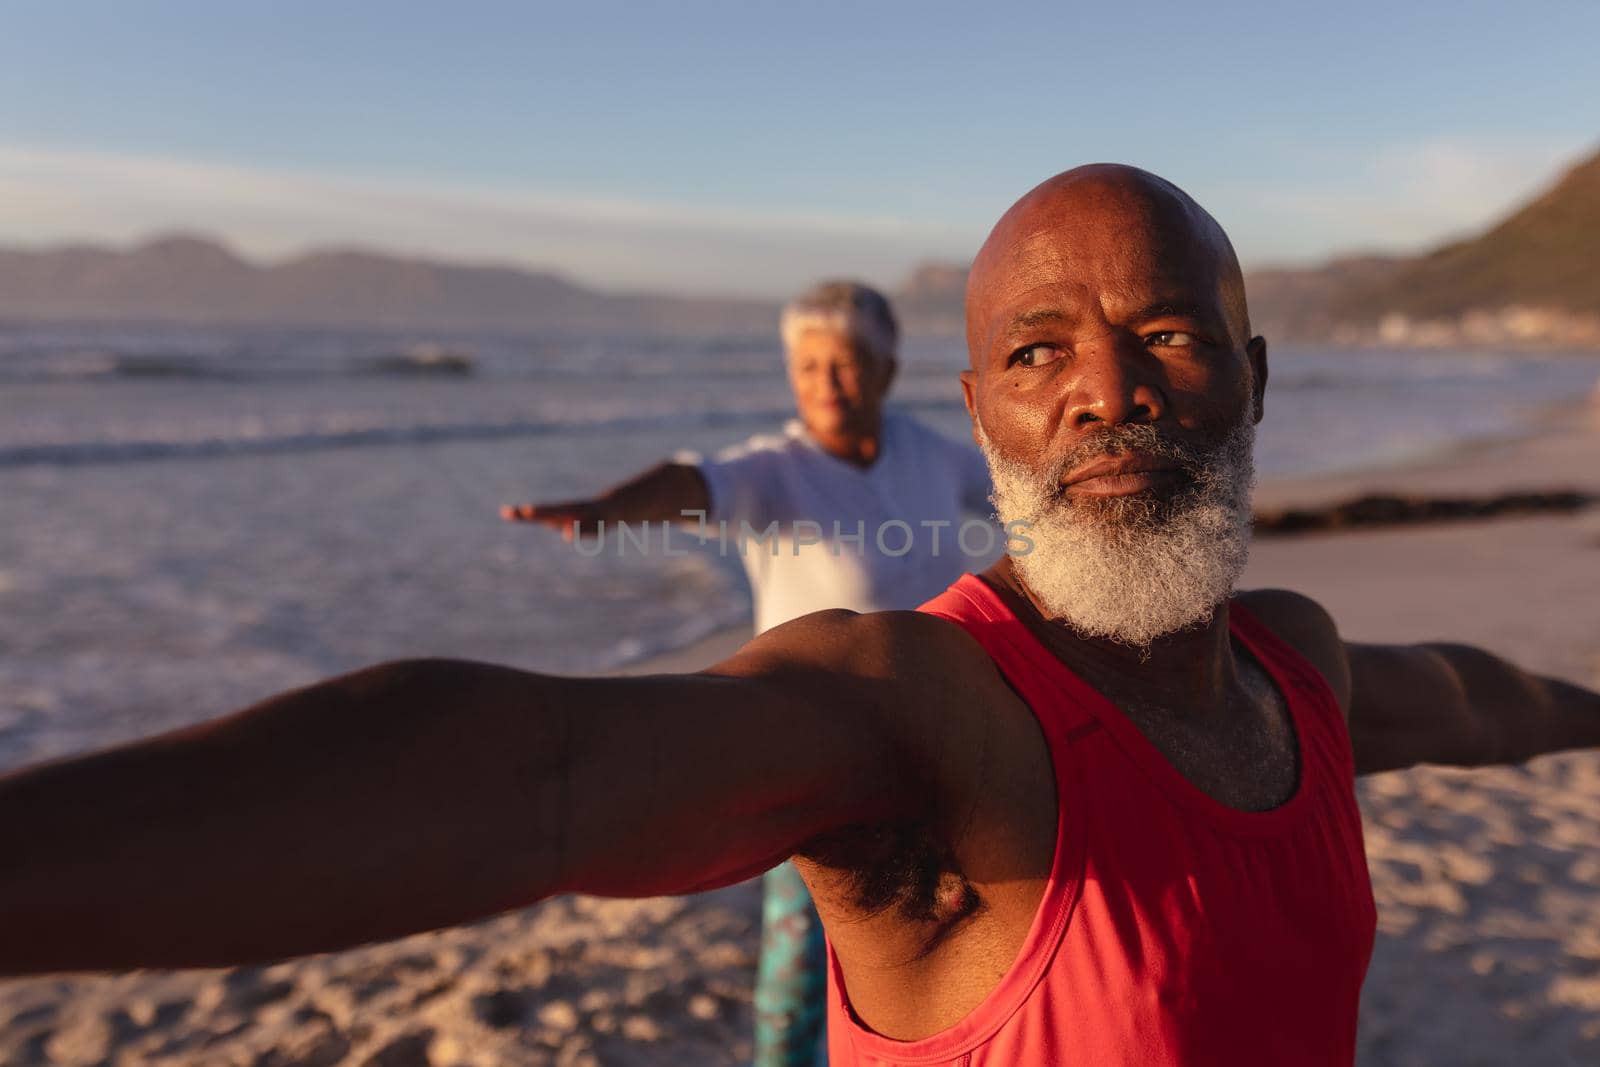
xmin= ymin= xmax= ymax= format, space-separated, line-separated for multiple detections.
xmin=961 ymin=171 xmax=1268 ymax=647
xmin=786 ymin=328 xmax=893 ymax=441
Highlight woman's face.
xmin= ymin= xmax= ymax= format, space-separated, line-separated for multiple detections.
xmin=785 ymin=328 xmax=894 ymax=441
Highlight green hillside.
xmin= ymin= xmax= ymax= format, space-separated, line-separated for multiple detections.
xmin=1333 ymin=145 xmax=1600 ymax=322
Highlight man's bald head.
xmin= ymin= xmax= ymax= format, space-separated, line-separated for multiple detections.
xmin=965 ymin=164 xmax=1252 ymax=362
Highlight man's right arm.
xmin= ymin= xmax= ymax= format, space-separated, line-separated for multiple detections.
xmin=0 ymin=610 xmax=972 ymax=977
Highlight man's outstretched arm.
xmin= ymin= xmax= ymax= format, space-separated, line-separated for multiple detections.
xmin=1346 ymin=640 xmax=1600 ymax=775
xmin=1235 ymin=589 xmax=1599 ymax=776
xmin=0 ymin=611 xmax=960 ymax=976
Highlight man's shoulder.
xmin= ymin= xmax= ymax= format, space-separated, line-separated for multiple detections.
xmin=710 ymin=604 xmax=1001 ymax=692
xmin=1233 ymin=588 xmax=1353 ymax=715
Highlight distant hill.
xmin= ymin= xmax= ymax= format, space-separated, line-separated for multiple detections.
xmin=1324 ymin=147 xmax=1600 ymax=345
xmin=0 ymin=234 xmax=778 ymax=337
xmin=1244 ymin=254 xmax=1408 ymax=342
xmin=893 ymin=262 xmax=970 ymax=336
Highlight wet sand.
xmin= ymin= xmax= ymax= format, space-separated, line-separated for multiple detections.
xmin=3 ymin=410 xmax=1598 ymax=1065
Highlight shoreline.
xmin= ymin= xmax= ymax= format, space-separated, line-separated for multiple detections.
xmin=1252 ymin=399 xmax=1600 ymax=511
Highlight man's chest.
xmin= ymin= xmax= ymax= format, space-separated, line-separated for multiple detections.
xmin=1113 ymin=655 xmax=1299 ymax=812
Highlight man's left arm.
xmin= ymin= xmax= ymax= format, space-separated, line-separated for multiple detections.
xmin=1345 ymin=640 xmax=1600 ymax=775
xmin=1236 ymin=589 xmax=1600 ymax=776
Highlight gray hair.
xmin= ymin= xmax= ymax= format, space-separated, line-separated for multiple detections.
xmin=779 ymin=280 xmax=899 ymax=364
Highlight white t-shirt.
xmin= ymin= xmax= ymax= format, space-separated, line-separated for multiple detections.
xmin=677 ymin=408 xmax=996 ymax=634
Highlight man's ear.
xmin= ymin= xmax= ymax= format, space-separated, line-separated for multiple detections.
xmin=959 ymin=369 xmax=980 ymax=442
xmin=1246 ymin=336 xmax=1268 ymax=424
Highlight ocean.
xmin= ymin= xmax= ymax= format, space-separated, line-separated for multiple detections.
xmin=1 ymin=322 xmax=1595 ymax=770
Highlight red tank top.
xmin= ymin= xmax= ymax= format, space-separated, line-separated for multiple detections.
xmin=825 ymin=574 xmax=1377 ymax=1065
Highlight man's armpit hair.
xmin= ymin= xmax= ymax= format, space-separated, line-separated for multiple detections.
xmin=798 ymin=821 xmax=980 ymax=927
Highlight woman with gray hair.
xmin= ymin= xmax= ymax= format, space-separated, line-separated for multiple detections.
xmin=503 ymin=280 xmax=994 ymax=1065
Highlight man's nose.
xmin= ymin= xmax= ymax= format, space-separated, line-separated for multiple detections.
xmin=1062 ymin=338 xmax=1168 ymax=429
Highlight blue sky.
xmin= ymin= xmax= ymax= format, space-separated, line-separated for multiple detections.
xmin=2 ymin=1 xmax=1596 ymax=295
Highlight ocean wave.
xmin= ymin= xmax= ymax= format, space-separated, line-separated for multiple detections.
xmin=1268 ymin=358 xmax=1527 ymax=392
xmin=0 ymin=351 xmax=797 ymax=385
xmin=0 ymin=406 xmax=796 ymax=468
xmin=6 ymin=352 xmax=251 ymax=382
xmin=1 ymin=351 xmax=339 ymax=383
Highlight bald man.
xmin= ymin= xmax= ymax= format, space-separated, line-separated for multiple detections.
xmin=4 ymin=166 xmax=1598 ymax=1065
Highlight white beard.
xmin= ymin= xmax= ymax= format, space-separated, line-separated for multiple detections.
xmin=978 ymin=419 xmax=1257 ymax=650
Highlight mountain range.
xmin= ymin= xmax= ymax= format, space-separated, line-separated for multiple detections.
xmin=1 ymin=144 xmax=1595 ymax=345
xmin=0 ymin=236 xmax=777 ymax=337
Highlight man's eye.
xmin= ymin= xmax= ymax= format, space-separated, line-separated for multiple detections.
xmin=1011 ymin=343 xmax=1065 ymax=368
xmin=1148 ymin=331 xmax=1198 ymax=347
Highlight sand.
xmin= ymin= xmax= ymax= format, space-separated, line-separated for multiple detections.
xmin=3 ymin=406 xmax=1598 ymax=1066
xmin=1246 ymin=407 xmax=1600 ymax=1065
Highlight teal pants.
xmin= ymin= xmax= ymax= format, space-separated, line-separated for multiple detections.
xmin=753 ymin=860 xmax=828 ymax=1066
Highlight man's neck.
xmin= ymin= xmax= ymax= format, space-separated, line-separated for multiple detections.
xmin=980 ymin=556 xmax=1241 ymax=718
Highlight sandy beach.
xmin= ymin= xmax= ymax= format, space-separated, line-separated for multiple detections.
xmin=3 ymin=407 xmax=1598 ymax=1066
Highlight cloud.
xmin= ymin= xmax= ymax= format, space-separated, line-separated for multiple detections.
xmin=1370 ymin=137 xmax=1580 ymax=217
xmin=1224 ymin=134 xmax=1591 ymax=266
xmin=0 ymin=145 xmax=977 ymax=296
